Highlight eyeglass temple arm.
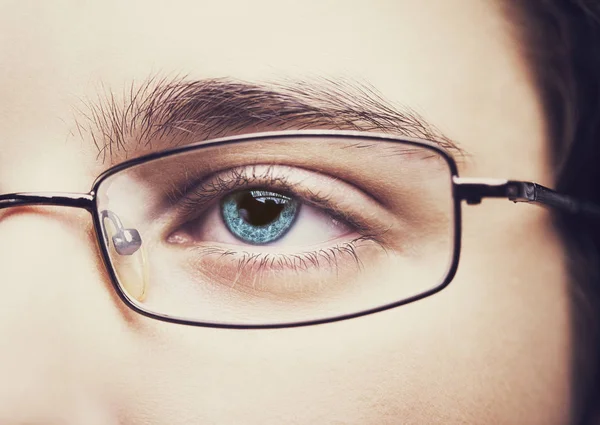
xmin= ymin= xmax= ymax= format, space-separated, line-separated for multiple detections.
xmin=2 ymin=179 xmax=599 ymax=218
xmin=0 ymin=193 xmax=141 ymax=255
xmin=454 ymin=177 xmax=600 ymax=218
xmin=0 ymin=192 xmax=94 ymax=210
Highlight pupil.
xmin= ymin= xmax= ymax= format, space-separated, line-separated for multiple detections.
xmin=237 ymin=192 xmax=285 ymax=226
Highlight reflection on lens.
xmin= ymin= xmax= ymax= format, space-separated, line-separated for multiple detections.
xmin=96 ymin=134 xmax=456 ymax=326
xmin=221 ymin=190 xmax=299 ymax=244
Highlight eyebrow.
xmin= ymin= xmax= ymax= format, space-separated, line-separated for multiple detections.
xmin=74 ymin=76 xmax=463 ymax=164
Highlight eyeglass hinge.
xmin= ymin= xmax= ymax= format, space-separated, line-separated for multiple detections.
xmin=452 ymin=177 xmax=537 ymax=205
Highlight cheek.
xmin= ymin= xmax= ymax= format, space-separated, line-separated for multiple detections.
xmin=436 ymin=200 xmax=571 ymax=423
xmin=114 ymin=201 xmax=570 ymax=425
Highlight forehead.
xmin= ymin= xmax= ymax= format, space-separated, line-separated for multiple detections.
xmin=0 ymin=0 xmax=548 ymax=186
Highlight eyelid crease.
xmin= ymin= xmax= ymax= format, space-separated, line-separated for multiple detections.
xmin=174 ymin=166 xmax=385 ymax=235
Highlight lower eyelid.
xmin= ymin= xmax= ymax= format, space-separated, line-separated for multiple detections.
xmin=172 ymin=236 xmax=388 ymax=300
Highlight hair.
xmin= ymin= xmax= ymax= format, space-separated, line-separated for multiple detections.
xmin=505 ymin=1 xmax=600 ymax=423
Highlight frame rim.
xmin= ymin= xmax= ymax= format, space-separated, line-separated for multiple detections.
xmin=90 ymin=130 xmax=462 ymax=329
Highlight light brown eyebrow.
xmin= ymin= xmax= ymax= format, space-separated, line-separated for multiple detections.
xmin=73 ymin=75 xmax=464 ymax=164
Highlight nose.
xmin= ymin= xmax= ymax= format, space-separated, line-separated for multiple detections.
xmin=0 ymin=207 xmax=126 ymax=424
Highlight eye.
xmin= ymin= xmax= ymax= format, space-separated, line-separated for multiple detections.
xmin=168 ymin=171 xmax=358 ymax=249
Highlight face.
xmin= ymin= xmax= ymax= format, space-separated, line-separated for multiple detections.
xmin=0 ymin=1 xmax=571 ymax=424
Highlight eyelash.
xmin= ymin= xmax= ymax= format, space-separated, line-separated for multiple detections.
xmin=173 ymin=166 xmax=375 ymax=234
xmin=185 ymin=235 xmax=382 ymax=275
xmin=165 ymin=166 xmax=389 ymax=274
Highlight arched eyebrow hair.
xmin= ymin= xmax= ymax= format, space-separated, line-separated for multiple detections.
xmin=74 ymin=76 xmax=463 ymax=164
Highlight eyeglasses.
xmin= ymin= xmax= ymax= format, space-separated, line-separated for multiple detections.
xmin=1 ymin=130 xmax=599 ymax=329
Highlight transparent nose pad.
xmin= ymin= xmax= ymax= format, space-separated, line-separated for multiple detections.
xmin=101 ymin=211 xmax=148 ymax=302
xmin=113 ymin=241 xmax=148 ymax=302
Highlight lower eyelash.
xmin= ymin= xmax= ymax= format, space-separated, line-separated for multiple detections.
xmin=187 ymin=235 xmax=385 ymax=275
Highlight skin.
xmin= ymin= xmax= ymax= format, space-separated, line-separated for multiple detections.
xmin=0 ymin=0 xmax=571 ymax=424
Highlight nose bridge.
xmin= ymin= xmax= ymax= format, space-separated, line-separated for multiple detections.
xmin=0 ymin=207 xmax=129 ymax=420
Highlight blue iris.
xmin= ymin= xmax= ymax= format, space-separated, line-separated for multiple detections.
xmin=221 ymin=190 xmax=299 ymax=244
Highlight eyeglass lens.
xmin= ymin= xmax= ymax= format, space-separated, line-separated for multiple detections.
xmin=96 ymin=135 xmax=456 ymax=325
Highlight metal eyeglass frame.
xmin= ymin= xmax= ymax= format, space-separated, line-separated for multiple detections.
xmin=1 ymin=130 xmax=599 ymax=329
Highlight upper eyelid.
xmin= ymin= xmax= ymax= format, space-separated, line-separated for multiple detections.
xmin=156 ymin=165 xmax=391 ymax=239
xmin=165 ymin=166 xmax=348 ymax=218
